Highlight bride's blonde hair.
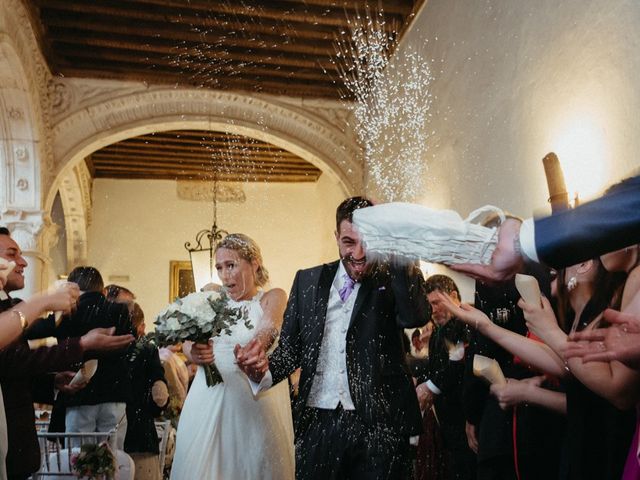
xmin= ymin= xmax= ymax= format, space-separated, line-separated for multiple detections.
xmin=215 ymin=233 xmax=269 ymax=287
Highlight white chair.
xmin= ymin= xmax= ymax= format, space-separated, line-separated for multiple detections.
xmin=34 ymin=431 xmax=134 ymax=480
xmin=154 ymin=419 xmax=172 ymax=475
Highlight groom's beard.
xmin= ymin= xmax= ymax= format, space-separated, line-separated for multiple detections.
xmin=341 ymin=255 xmax=370 ymax=281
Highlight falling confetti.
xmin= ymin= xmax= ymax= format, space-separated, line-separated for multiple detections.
xmin=333 ymin=11 xmax=434 ymax=202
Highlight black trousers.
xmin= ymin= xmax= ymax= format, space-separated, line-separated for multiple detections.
xmin=295 ymin=406 xmax=411 ymax=480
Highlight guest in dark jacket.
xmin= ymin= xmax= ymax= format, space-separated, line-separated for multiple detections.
xmin=56 ymin=266 xmax=133 ymax=449
xmin=417 ymin=274 xmax=475 ymax=480
xmin=124 ymin=303 xmax=168 ymax=480
xmin=463 ymin=263 xmax=566 ymax=480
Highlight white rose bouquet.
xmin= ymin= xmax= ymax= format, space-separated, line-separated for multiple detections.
xmin=154 ymin=291 xmax=250 ymax=387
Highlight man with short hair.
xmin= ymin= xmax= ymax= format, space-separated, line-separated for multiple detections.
xmin=417 ymin=274 xmax=476 ymax=480
xmin=0 ymin=229 xmax=133 ymax=479
xmin=237 ymin=196 xmax=431 ymax=479
xmin=104 ymin=284 xmax=135 ymax=304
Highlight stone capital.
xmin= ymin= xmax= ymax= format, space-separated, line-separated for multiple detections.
xmin=0 ymin=208 xmax=46 ymax=251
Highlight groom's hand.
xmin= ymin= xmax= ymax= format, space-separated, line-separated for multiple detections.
xmin=451 ymin=217 xmax=524 ymax=283
xmin=235 ymin=339 xmax=268 ymax=382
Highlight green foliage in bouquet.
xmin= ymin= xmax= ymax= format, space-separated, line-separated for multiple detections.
xmin=153 ymin=291 xmax=251 ymax=386
xmin=70 ymin=442 xmax=116 ymax=479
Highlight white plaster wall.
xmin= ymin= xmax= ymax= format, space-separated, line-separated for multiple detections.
xmin=383 ymin=0 xmax=640 ymax=217
xmin=87 ymin=175 xmax=344 ymax=325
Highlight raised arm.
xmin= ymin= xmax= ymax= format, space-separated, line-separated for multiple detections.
xmin=489 ymin=376 xmax=566 ymax=415
xmin=436 ymin=292 xmax=567 ymax=377
xmin=522 ymin=296 xmax=640 ymax=410
xmin=254 ymin=288 xmax=287 ymax=351
xmin=0 ymin=283 xmax=80 ymax=349
xmin=391 ymin=263 xmax=431 ymax=328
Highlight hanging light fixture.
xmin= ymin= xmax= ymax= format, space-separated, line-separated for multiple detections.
xmin=185 ymin=175 xmax=228 ymax=291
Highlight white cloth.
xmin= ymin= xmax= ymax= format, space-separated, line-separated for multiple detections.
xmin=352 ymin=203 xmax=503 ymax=265
xmin=307 ymin=262 xmax=359 ymax=410
xmin=170 ymin=292 xmax=295 ymax=480
xmin=520 ymin=218 xmax=539 ymax=263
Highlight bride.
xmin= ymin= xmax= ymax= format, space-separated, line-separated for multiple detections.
xmin=170 ymin=233 xmax=295 ymax=480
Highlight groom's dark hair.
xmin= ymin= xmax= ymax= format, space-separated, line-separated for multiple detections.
xmin=336 ymin=196 xmax=373 ymax=230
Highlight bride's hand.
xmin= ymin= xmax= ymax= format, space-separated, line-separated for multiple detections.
xmin=235 ymin=339 xmax=268 ymax=382
xmin=435 ymin=291 xmax=491 ymax=331
xmin=190 ymin=340 xmax=215 ymax=365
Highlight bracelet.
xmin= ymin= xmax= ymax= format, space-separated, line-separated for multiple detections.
xmin=13 ymin=310 xmax=28 ymax=332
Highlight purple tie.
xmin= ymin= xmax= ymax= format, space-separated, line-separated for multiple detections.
xmin=339 ymin=274 xmax=355 ymax=302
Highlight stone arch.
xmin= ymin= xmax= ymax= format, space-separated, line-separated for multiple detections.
xmin=43 ymin=83 xmax=362 ymax=271
xmin=46 ymin=85 xmax=362 ymax=211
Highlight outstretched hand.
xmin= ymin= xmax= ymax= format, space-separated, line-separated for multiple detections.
xmin=435 ymin=291 xmax=491 ymax=332
xmin=80 ymin=327 xmax=133 ymax=354
xmin=451 ymin=217 xmax=524 ymax=283
xmin=564 ymin=309 xmax=640 ymax=369
xmin=45 ymin=282 xmax=81 ymax=314
xmin=234 ymin=338 xmax=269 ymax=382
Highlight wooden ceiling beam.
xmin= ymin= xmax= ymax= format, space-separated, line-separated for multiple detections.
xmin=34 ymin=0 xmax=352 ymax=41
xmin=119 ymin=137 xmax=297 ymax=152
xmin=43 ymin=13 xmax=340 ymax=57
xmin=275 ymin=0 xmax=414 ymax=16
xmin=51 ymin=42 xmax=335 ymax=84
xmin=113 ymin=143 xmax=300 ymax=159
xmin=92 ymin=156 xmax=312 ymax=169
xmin=94 ymin=171 xmax=319 ymax=182
xmin=107 ymin=0 xmax=406 ymax=28
xmin=92 ymin=163 xmax=320 ymax=178
xmin=55 ymin=63 xmax=341 ymax=100
xmin=53 ymin=62 xmax=341 ymax=98
xmin=47 ymin=27 xmax=336 ymax=71
xmin=91 ymin=156 xmax=320 ymax=173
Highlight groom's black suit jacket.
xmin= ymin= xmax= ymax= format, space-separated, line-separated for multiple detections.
xmin=270 ymin=260 xmax=430 ymax=437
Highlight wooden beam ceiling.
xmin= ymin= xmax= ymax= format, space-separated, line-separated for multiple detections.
xmin=26 ymin=0 xmax=424 ymax=98
xmin=23 ymin=1 xmax=424 ymax=182
xmin=89 ymin=130 xmax=323 ymax=182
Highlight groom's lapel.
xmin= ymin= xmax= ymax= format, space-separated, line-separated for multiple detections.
xmin=349 ymin=276 xmax=373 ymax=329
xmin=312 ymin=261 xmax=339 ymax=340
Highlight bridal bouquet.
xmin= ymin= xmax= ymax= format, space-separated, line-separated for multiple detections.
xmin=154 ymin=291 xmax=250 ymax=387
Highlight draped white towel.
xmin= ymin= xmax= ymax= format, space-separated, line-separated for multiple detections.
xmin=352 ymin=203 xmax=504 ymax=265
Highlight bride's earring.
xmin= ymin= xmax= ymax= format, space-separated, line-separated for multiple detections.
xmin=567 ymin=276 xmax=578 ymax=292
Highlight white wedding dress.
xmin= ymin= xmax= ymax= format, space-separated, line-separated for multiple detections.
xmin=170 ymin=292 xmax=295 ymax=480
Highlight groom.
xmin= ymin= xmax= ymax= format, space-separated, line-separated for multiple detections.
xmin=236 ymin=197 xmax=430 ymax=479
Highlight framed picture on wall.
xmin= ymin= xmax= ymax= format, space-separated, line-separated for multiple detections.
xmin=169 ymin=261 xmax=196 ymax=301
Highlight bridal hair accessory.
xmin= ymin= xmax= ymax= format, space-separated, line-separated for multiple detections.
xmin=352 ymin=203 xmax=505 ymax=265
xmin=566 ymin=276 xmax=578 ymax=292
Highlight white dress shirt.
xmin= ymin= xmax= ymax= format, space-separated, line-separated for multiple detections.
xmin=306 ymin=262 xmax=359 ymax=410
xmin=520 ymin=218 xmax=539 ymax=262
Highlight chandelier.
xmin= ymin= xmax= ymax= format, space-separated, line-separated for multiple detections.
xmin=184 ymin=177 xmax=228 ymax=291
